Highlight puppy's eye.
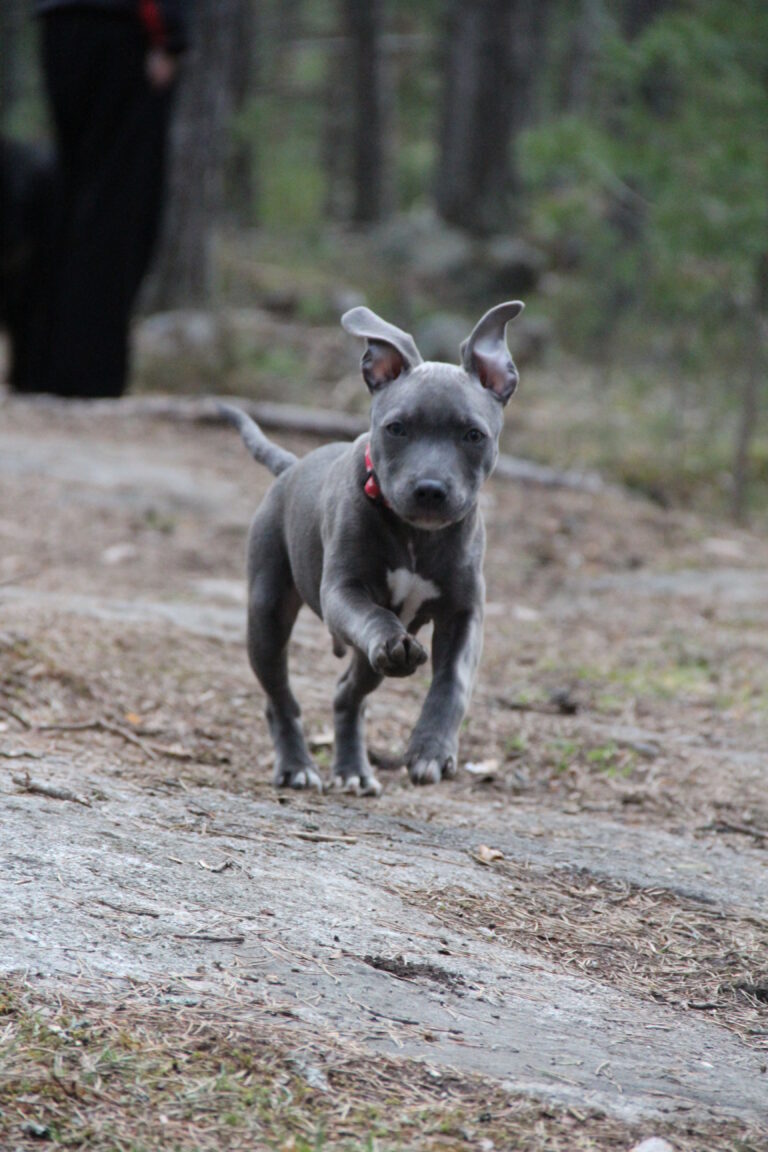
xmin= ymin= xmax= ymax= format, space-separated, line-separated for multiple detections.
xmin=386 ymin=421 xmax=407 ymax=437
xmin=464 ymin=427 xmax=486 ymax=444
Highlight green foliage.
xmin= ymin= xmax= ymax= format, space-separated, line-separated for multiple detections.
xmin=521 ymin=0 xmax=768 ymax=359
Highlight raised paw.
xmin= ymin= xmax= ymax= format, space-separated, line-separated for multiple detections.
xmin=407 ymin=744 xmax=457 ymax=786
xmin=333 ymin=772 xmax=383 ymax=798
xmin=274 ymin=762 xmax=324 ymax=792
xmin=369 ymin=633 xmax=428 ymax=678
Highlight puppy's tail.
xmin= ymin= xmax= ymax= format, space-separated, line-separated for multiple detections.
xmin=218 ymin=402 xmax=298 ymax=477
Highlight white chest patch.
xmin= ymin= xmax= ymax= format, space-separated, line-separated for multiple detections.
xmin=387 ymin=568 xmax=440 ymax=628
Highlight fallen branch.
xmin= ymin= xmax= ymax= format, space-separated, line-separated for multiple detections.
xmin=700 ymin=819 xmax=768 ymax=842
xmin=0 ymin=569 xmax=41 ymax=588
xmin=12 ymin=772 xmax=91 ymax=807
xmin=294 ymin=831 xmax=358 ymax=845
xmin=96 ymin=898 xmax=161 ymax=918
xmin=0 ymin=703 xmax=33 ymax=729
xmin=13 ymin=393 xmax=607 ymax=494
xmin=35 ymin=717 xmax=158 ymax=761
xmin=172 ymin=932 xmax=246 ymax=944
xmin=22 ymin=392 xmax=368 ymax=441
xmin=493 ymin=453 xmax=603 ymax=493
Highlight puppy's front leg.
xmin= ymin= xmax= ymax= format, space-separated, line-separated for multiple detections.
xmin=321 ymin=580 xmax=428 ymax=677
xmin=407 ymin=608 xmax=483 ymax=784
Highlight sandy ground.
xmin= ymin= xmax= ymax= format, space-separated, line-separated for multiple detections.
xmin=1 ymin=394 xmax=767 ymax=1149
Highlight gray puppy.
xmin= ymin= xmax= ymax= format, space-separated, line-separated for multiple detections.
xmin=220 ymin=301 xmax=523 ymax=795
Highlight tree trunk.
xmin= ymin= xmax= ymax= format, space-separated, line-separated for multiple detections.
xmin=144 ymin=0 xmax=246 ymax=309
xmin=226 ymin=0 xmax=259 ymax=226
xmin=731 ymin=252 xmax=768 ymax=522
xmin=342 ymin=0 xmax=393 ymax=224
xmin=0 ymin=0 xmax=24 ymax=129
xmin=621 ymin=0 xmax=673 ymax=39
xmin=322 ymin=36 xmax=353 ymax=221
xmin=559 ymin=0 xmax=604 ymax=112
xmin=435 ymin=0 xmax=549 ymax=236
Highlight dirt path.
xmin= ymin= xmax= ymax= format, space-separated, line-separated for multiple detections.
xmin=1 ymin=396 xmax=767 ymax=1149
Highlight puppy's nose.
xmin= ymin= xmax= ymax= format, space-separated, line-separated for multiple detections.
xmin=414 ymin=479 xmax=448 ymax=506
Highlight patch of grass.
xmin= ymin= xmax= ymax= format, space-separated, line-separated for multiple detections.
xmin=585 ymin=741 xmax=634 ymax=778
xmin=550 ymin=648 xmax=722 ymax=708
xmin=548 ymin=737 xmax=580 ymax=773
xmin=611 ymin=659 xmax=715 ymax=701
xmin=504 ymin=733 xmax=529 ymax=758
xmin=248 ymin=344 xmax=306 ymax=379
xmin=594 ymin=692 xmax=624 ymax=715
xmin=1 ymin=980 xmax=757 ymax=1152
xmin=546 ymin=738 xmax=635 ymax=779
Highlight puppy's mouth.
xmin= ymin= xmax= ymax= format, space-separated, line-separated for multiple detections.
xmin=405 ymin=515 xmax=454 ymax=531
xmin=396 ymin=500 xmax=468 ymax=532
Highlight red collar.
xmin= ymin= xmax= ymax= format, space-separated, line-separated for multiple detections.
xmin=364 ymin=443 xmax=389 ymax=506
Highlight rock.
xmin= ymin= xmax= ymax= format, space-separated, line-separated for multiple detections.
xmin=511 ymin=314 xmax=553 ymax=364
xmin=464 ymin=759 xmax=499 ymax=777
xmin=137 ymin=310 xmax=219 ymax=361
xmin=549 ymin=687 xmax=580 ymax=715
xmin=373 ymin=210 xmax=546 ymax=307
xmin=512 ymin=604 xmax=541 ymax=623
xmin=412 ymin=226 xmax=475 ymax=284
xmin=630 ymin=1140 xmax=676 ymax=1152
xmin=414 ymin=312 xmax=470 ymax=363
xmin=260 ymin=286 xmax=300 ymax=318
xmin=372 ymin=208 xmax=469 ymax=268
xmin=287 ymin=1054 xmax=330 ymax=1093
xmin=22 ymin=1120 xmax=51 ymax=1139
xmin=473 ymin=844 xmax=504 ymax=865
xmin=481 ymin=235 xmax=545 ymax=295
xmin=703 ymin=536 xmax=745 ymax=561
xmin=101 ymin=543 xmax=139 ymax=566
xmin=330 ymin=286 xmax=367 ymax=316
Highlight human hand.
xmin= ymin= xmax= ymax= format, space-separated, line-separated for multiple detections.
xmin=146 ymin=48 xmax=177 ymax=89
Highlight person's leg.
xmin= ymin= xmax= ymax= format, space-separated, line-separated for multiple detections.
xmin=41 ymin=11 xmax=173 ymax=397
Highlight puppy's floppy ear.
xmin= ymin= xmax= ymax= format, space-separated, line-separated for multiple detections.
xmin=461 ymin=301 xmax=524 ymax=405
xmin=342 ymin=307 xmax=423 ymax=391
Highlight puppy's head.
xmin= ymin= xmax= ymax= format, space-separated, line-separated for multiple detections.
xmin=342 ymin=302 xmax=524 ymax=530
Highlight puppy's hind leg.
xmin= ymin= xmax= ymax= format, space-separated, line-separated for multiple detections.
xmin=247 ymin=537 xmax=321 ymax=792
xmin=332 ymin=649 xmax=383 ymax=796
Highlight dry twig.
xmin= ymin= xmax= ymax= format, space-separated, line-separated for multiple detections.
xmin=12 ymin=772 xmax=91 ymax=807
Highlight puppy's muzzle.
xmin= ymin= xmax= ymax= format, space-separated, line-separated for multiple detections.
xmin=413 ymin=478 xmax=448 ymax=508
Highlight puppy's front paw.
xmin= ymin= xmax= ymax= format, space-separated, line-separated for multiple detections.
xmin=274 ymin=762 xmax=324 ymax=793
xmin=407 ymin=741 xmax=458 ymax=786
xmin=333 ymin=772 xmax=383 ymax=798
xmin=370 ymin=633 xmax=428 ymax=678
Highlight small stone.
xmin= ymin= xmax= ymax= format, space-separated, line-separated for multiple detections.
xmin=464 ymin=759 xmax=499 ymax=777
xmin=101 ymin=542 xmax=138 ymax=565
xmin=414 ymin=312 xmax=470 ymax=362
xmin=308 ymin=729 xmax=334 ymax=749
xmin=22 ymin=1121 xmax=50 ymax=1139
xmin=473 ymin=844 xmax=504 ymax=865
xmin=630 ymin=1139 xmax=676 ymax=1152
xmin=512 ymin=604 xmax=541 ymax=622
xmin=287 ymin=1055 xmax=330 ymax=1092
xmin=703 ymin=536 xmax=744 ymax=560
xmin=549 ymin=687 xmax=580 ymax=715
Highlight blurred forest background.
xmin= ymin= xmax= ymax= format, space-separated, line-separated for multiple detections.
xmin=2 ymin=0 xmax=767 ymax=519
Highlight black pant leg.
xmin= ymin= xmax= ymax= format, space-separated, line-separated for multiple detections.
xmin=41 ymin=11 xmax=174 ymax=397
